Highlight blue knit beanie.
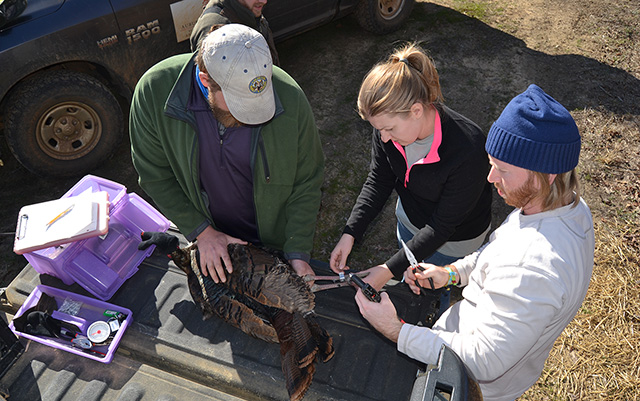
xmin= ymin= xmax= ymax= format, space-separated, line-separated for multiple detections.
xmin=485 ymin=84 xmax=581 ymax=174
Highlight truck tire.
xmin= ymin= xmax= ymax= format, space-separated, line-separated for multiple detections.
xmin=354 ymin=0 xmax=415 ymax=34
xmin=4 ymin=70 xmax=124 ymax=177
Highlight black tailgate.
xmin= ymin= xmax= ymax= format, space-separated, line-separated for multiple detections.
xmin=2 ymin=229 xmax=440 ymax=400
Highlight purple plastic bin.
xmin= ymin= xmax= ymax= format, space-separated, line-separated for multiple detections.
xmin=9 ymin=285 xmax=133 ymax=364
xmin=23 ymin=175 xmax=170 ymax=300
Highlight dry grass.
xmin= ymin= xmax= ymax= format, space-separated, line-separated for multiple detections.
xmin=523 ymin=220 xmax=640 ymax=400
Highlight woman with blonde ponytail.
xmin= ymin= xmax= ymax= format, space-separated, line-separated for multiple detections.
xmin=330 ymin=43 xmax=492 ymax=314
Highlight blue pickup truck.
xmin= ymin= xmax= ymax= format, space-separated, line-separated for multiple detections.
xmin=0 ymin=0 xmax=414 ymax=177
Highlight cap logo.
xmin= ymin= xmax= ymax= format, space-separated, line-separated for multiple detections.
xmin=249 ymin=76 xmax=268 ymax=94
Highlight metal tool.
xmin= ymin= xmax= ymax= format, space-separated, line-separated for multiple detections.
xmin=308 ymin=270 xmax=368 ymax=291
xmin=401 ymin=239 xmax=434 ymax=291
xmin=60 ymin=326 xmax=93 ymax=349
xmin=71 ymin=335 xmax=93 ymax=349
xmin=309 ymin=270 xmax=381 ymax=302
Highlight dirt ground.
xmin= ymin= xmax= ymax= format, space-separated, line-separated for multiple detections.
xmin=1 ymin=0 xmax=639 ymax=398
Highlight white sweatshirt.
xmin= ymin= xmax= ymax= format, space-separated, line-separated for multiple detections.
xmin=397 ymin=198 xmax=594 ymax=401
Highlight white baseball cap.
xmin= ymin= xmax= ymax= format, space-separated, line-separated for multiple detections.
xmin=201 ymin=24 xmax=275 ymax=125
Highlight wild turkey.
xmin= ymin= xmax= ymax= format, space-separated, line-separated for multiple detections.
xmin=139 ymin=232 xmax=334 ymax=401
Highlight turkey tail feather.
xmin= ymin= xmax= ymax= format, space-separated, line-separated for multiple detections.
xmin=305 ymin=313 xmax=335 ymax=362
xmin=274 ymin=309 xmax=317 ymax=401
xmin=280 ymin=339 xmax=316 ymax=401
xmin=291 ymin=312 xmax=319 ymax=368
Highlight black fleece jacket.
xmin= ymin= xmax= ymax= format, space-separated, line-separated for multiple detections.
xmin=189 ymin=0 xmax=280 ymax=65
xmin=344 ymin=105 xmax=492 ymax=277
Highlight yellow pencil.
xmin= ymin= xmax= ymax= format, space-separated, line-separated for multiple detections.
xmin=46 ymin=204 xmax=74 ymax=230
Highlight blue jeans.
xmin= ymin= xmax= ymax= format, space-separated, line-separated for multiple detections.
xmin=396 ymin=221 xmax=459 ymax=318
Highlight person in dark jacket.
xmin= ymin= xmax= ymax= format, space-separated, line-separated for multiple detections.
xmin=190 ymin=0 xmax=279 ymax=65
xmin=330 ymin=43 xmax=492 ymax=305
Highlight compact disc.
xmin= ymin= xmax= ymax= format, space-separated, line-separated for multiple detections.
xmin=87 ymin=320 xmax=111 ymax=344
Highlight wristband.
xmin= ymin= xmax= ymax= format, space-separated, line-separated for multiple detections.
xmin=444 ymin=265 xmax=458 ymax=286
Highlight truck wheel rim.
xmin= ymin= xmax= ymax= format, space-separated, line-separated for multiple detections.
xmin=37 ymin=102 xmax=102 ymax=160
xmin=378 ymin=0 xmax=405 ymax=20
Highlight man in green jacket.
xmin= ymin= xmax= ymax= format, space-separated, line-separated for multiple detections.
xmin=130 ymin=24 xmax=323 ymax=283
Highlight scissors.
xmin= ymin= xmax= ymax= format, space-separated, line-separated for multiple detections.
xmin=400 ymin=239 xmax=435 ymax=291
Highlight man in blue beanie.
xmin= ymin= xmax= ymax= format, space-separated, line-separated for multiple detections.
xmin=353 ymin=84 xmax=595 ymax=400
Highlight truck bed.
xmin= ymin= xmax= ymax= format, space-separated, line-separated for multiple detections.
xmin=1 ymin=229 xmax=441 ymax=401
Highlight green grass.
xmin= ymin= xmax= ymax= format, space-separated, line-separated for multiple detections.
xmin=451 ymin=0 xmax=492 ymax=21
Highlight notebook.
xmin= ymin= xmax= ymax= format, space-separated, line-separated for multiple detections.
xmin=13 ymin=190 xmax=110 ymax=255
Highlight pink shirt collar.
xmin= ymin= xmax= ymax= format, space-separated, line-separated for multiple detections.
xmin=393 ymin=110 xmax=442 ymax=186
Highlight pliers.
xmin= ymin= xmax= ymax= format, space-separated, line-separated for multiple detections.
xmin=401 ymin=239 xmax=434 ymax=292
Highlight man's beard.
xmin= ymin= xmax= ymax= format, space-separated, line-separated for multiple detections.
xmin=250 ymin=1 xmax=266 ymax=17
xmin=208 ymin=91 xmax=242 ymax=128
xmin=496 ymin=173 xmax=538 ymax=210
